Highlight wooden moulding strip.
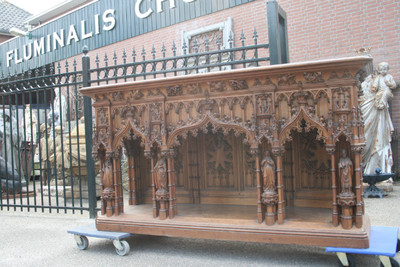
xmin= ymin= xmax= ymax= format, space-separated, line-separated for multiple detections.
xmin=96 ymin=216 xmax=370 ymax=249
xmin=81 ymin=57 xmax=373 ymax=98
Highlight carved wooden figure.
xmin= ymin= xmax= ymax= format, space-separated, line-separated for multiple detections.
xmin=261 ymin=150 xmax=278 ymax=225
xmin=81 ymin=57 xmax=373 ymax=248
xmin=337 ymin=148 xmax=356 ymax=229
xmin=154 ymin=157 xmax=169 ymax=220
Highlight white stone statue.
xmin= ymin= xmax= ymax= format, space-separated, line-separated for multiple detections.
xmin=23 ymin=104 xmax=38 ymax=143
xmin=53 ymin=88 xmax=67 ymax=127
xmin=38 ymin=111 xmax=62 ymax=184
xmin=360 ymin=62 xmax=397 ymax=174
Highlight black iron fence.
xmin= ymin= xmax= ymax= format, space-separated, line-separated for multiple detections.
xmin=0 ymin=62 xmax=97 ymax=215
xmin=89 ymin=29 xmax=269 ymax=85
xmin=0 ymin=29 xmax=271 ymax=217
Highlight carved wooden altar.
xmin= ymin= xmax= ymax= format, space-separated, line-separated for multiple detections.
xmin=81 ymin=56 xmax=372 ymax=248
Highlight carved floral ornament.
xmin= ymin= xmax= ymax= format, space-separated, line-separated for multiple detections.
xmin=278 ymin=73 xmax=297 ymax=86
xmin=92 ymin=69 xmax=356 ymax=104
xmin=256 ymin=118 xmax=276 ymax=145
xmin=95 ymin=94 xmax=110 ymax=102
xmin=128 ymin=89 xmax=144 ymax=100
xmin=97 ymin=108 xmax=108 ymax=125
xmin=96 ymin=127 xmax=111 ymax=148
xmin=303 ymin=71 xmax=324 ymax=83
xmin=94 ymin=89 xmax=348 ymax=154
xmin=166 ymin=85 xmax=182 ymax=96
xmin=208 ymin=81 xmax=226 ymax=92
xmin=111 ymin=91 xmax=124 ymax=101
xmin=90 ymin=63 xmax=365 ymax=162
xmin=229 ymin=80 xmax=248 ymax=91
xmin=150 ymin=102 xmax=163 ymax=121
xmin=184 ymin=83 xmax=202 ymax=95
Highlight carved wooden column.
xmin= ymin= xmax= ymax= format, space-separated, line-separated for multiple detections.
xmin=171 ymin=155 xmax=178 ymax=216
xmin=112 ymin=151 xmax=123 ymax=215
xmin=127 ymin=151 xmax=137 ymax=205
xmin=101 ymin=156 xmax=115 ymax=217
xmin=273 ymin=147 xmax=285 ymax=224
xmin=326 ymin=144 xmax=339 ymax=226
xmin=146 ymin=150 xmax=159 ymax=218
xmin=165 ymin=149 xmax=177 ymax=219
xmin=253 ymin=147 xmax=264 ymax=223
xmin=352 ymin=145 xmax=364 ymax=228
xmin=96 ymin=153 xmax=106 ymax=215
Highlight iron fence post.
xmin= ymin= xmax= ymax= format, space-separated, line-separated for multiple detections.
xmin=82 ymin=46 xmax=97 ymax=218
xmin=267 ymin=0 xmax=289 ymax=65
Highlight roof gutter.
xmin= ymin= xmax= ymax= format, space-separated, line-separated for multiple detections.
xmin=25 ymin=0 xmax=90 ymax=26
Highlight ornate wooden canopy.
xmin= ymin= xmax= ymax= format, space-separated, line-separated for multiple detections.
xmin=81 ymin=56 xmax=372 ymax=230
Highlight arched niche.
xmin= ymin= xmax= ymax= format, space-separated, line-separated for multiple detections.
xmin=170 ymin=124 xmax=257 ymax=211
xmin=280 ymin=118 xmax=332 ymax=209
xmin=118 ymin=134 xmax=151 ymax=205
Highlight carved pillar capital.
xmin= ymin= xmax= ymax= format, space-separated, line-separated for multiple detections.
xmin=92 ymin=151 xmax=99 ymax=160
xmin=106 ymin=149 xmax=122 ymax=160
xmin=351 ymin=144 xmax=364 ymax=154
xmin=271 ymin=146 xmax=285 ymax=157
xmin=250 ymin=146 xmax=259 ymax=156
xmin=144 ymin=150 xmax=152 ymax=159
xmin=161 ymin=149 xmax=176 ymax=159
xmin=326 ymin=144 xmax=336 ymax=155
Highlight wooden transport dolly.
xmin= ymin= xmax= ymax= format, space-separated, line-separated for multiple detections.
xmin=326 ymin=226 xmax=400 ymax=267
xmin=67 ymin=224 xmax=132 ymax=256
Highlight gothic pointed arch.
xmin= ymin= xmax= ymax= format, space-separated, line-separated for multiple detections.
xmin=333 ymin=130 xmax=353 ymax=144
xmin=112 ymin=120 xmax=147 ymax=150
xmin=279 ymin=108 xmax=330 ymax=145
xmin=167 ymin=113 xmax=254 ymax=148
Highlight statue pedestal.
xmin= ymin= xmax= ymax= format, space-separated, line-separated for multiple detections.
xmin=261 ymin=190 xmax=278 ymax=225
xmin=337 ymin=192 xmax=356 ymax=229
xmin=156 ymin=189 xmax=169 ymax=220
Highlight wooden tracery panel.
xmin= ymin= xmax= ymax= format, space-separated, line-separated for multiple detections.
xmin=173 ymin=130 xmax=257 ymax=206
xmin=290 ymin=128 xmax=332 ymax=208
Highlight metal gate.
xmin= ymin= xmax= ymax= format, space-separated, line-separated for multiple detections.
xmin=0 ymin=63 xmax=97 ymax=217
xmin=0 ymin=1 xmax=286 ymax=217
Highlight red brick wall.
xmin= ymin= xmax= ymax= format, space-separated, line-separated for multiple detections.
xmin=277 ymin=0 xmax=400 ymax=170
xmin=78 ymin=0 xmax=399 ymax=80
xmin=85 ymin=1 xmax=269 ymax=65
xmin=65 ymin=0 xmax=400 ymax=169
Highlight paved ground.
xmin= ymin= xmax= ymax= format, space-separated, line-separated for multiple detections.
xmin=1 ymin=184 xmax=399 ymax=267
